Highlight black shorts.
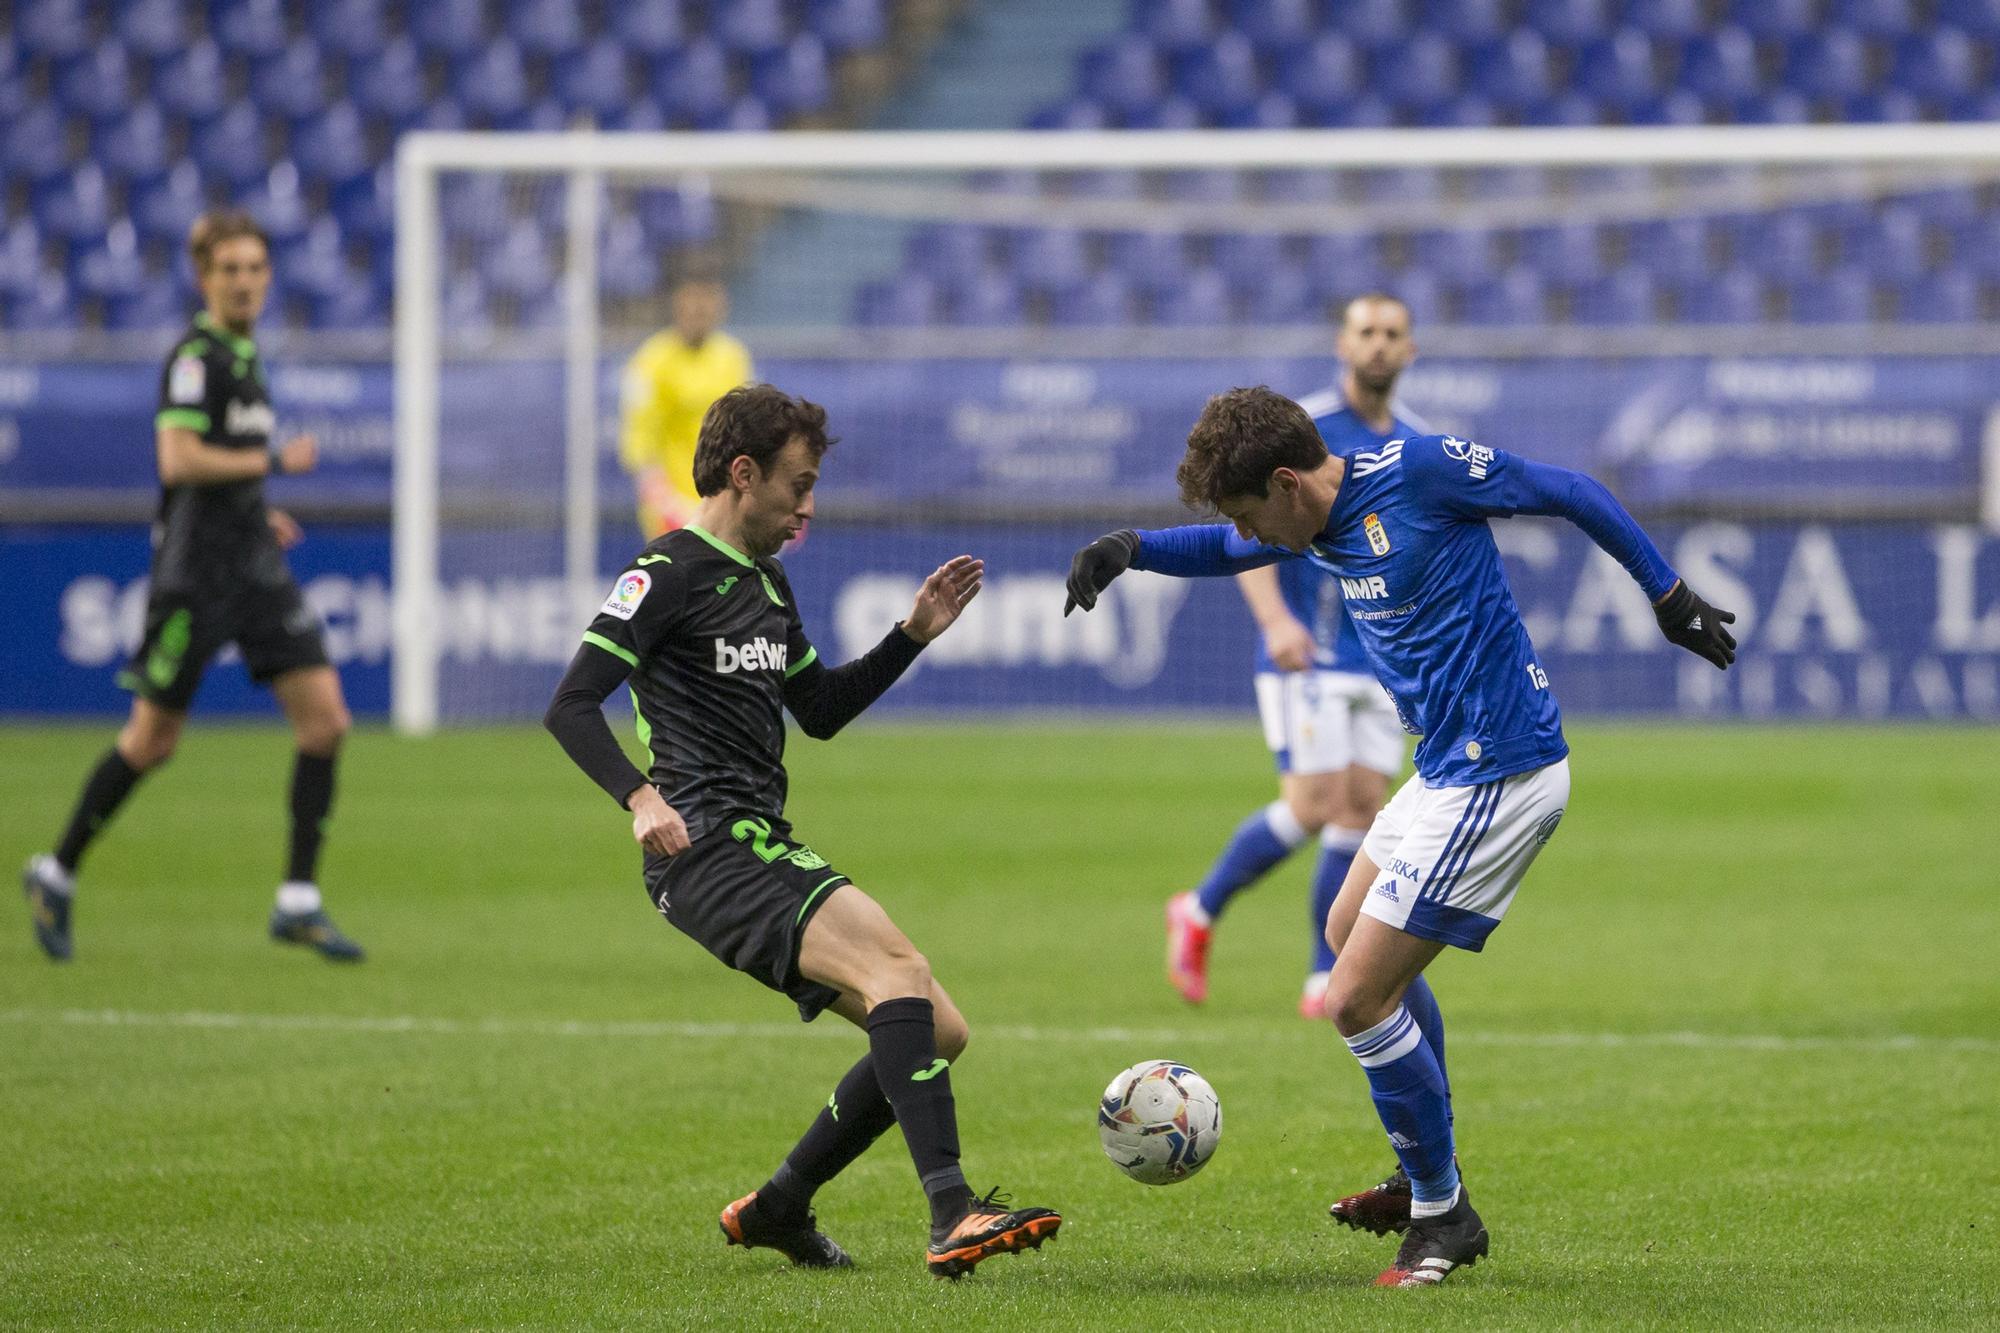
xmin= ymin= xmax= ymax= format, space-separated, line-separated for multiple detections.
xmin=643 ymin=815 xmax=851 ymax=1022
xmin=120 ymin=579 xmax=330 ymax=711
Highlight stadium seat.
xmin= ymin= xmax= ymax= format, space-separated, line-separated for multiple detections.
xmin=1675 ymin=268 xmax=1767 ymax=322
xmin=1229 ymin=0 xmax=1317 ymax=51
xmin=190 ymin=102 xmax=272 ymax=191
xmin=1676 ymin=31 xmax=1760 ymax=107
xmin=1081 ymin=37 xmax=1168 ymax=120
xmin=307 ymin=281 xmax=386 ymax=331
xmin=907 ymin=223 xmax=994 ymax=284
xmin=1631 ymin=89 xmax=1709 ymax=124
xmin=412 ymin=0 xmax=490 ymax=59
xmin=1422 ymin=92 xmax=1502 ymax=126
xmin=10 ymin=271 xmax=82 ymax=331
xmin=400 ymin=98 xmax=473 ymax=135
xmin=1727 ymin=0 xmax=1820 ymax=40
xmin=943 ymin=269 xmax=1025 ymax=327
xmin=1568 ymin=267 xmax=1658 ymax=323
xmin=1839 ymin=88 xmax=1922 ymax=121
xmin=714 ymin=0 xmax=791 ymax=57
xmin=55 ymin=41 xmax=134 ymax=123
xmin=1122 ymin=95 xmax=1203 ymax=130
xmin=1355 ymin=167 xmax=1446 ymax=205
xmin=553 ymin=39 xmax=636 ymax=121
xmin=212 ymin=0 xmax=292 ymax=58
xmin=105 ymin=281 xmax=186 ymax=330
xmin=98 ymin=103 xmax=173 ymax=185
xmin=751 ymin=34 xmax=834 ymax=118
xmin=1176 ymin=31 xmax=1264 ymax=117
xmin=0 ymin=219 xmax=46 ymax=299
xmin=1153 ymin=266 xmax=1235 ymax=325
xmin=441 ymin=273 xmax=494 ymax=333
xmin=1733 ymin=88 xmax=1813 ymax=123
xmin=1524 ymin=89 xmax=1607 ymax=124
xmin=1938 ymin=0 xmax=2000 ymax=37
xmin=1844 ymin=203 xmax=1931 ymax=280
xmin=1624 ymin=0 xmax=1704 ymax=39
xmin=1783 ymin=30 xmax=1872 ymax=103
xmin=1947 ymin=88 xmax=2000 ymax=120
xmin=1574 ymin=30 xmax=1663 ymax=113
xmin=1213 ymin=231 xmax=1289 ymax=285
xmin=1240 ymin=263 xmax=1318 ymax=322
xmin=74 ymin=219 xmax=149 ymax=302
xmin=483 ymin=220 xmax=556 ymax=301
xmin=132 ymin=163 xmax=209 ymax=246
xmin=1137 ymin=0 xmax=1216 ymax=55
xmin=351 ymin=36 xmax=429 ymax=124
xmin=1889 ymin=31 xmax=1980 ymax=103
xmin=600 ymin=96 xmax=671 ymax=131
xmin=306 ymin=0 xmax=388 ymax=59
xmin=1456 ymin=266 xmax=1549 ymax=324
xmin=153 ymin=39 xmax=231 ymax=121
xmin=653 ymin=38 xmax=736 ymax=124
xmin=507 ymin=0 xmax=587 ymax=58
xmin=278 ymin=218 xmax=349 ymax=301
xmin=855 ymin=273 xmax=940 ymax=326
xmin=1303 ymin=232 xmax=1391 ymax=296
xmin=1412 ymin=228 xmax=1499 ymax=285
xmin=1829 ymin=0 xmax=1914 ymax=37
xmin=1274 ymin=34 xmax=1366 ymax=118
xmin=1625 ymin=217 xmax=1720 ymax=283
xmin=454 ymin=39 xmax=533 ymax=124
xmin=1106 ymin=231 xmax=1193 ymax=296
xmin=1896 ymin=269 xmax=1981 ymax=321
xmin=1012 ymin=228 xmax=1093 ymax=295
xmin=1028 ymin=98 xmax=1111 ymax=130
xmin=293 ymin=102 xmax=373 ymax=187
xmin=1424 ymin=0 xmax=1511 ymax=44
xmin=1221 ymin=92 xmax=1301 ymax=127
xmin=1165 ymin=168 xmax=1243 ymax=204
xmin=18 ymin=0 xmax=93 ymax=59
xmin=1374 ymin=33 xmax=1461 ymax=115
xmin=1331 ymin=0 xmax=1413 ymax=50
xmin=1468 ymin=31 xmax=1555 ymax=109
xmin=598 ymin=213 xmax=661 ymax=300
xmin=1725 ymin=211 xmax=1826 ymax=282
xmin=1049 ymin=269 xmax=1137 ymax=326
xmin=1788 ymin=268 xmax=1874 ymax=322
xmin=33 ymin=162 xmax=110 ymax=245
xmin=250 ymin=38 xmax=331 ymax=122
xmin=440 ymin=174 xmax=515 ymax=245
xmin=116 ymin=0 xmax=187 ymax=58
xmin=243 ymin=161 xmax=312 ymax=247
xmin=1518 ymin=223 xmax=1604 ymax=284
xmin=1525 ymin=0 xmax=1611 ymax=46
xmin=611 ymin=0 xmax=688 ymax=58
xmin=634 ymin=185 xmax=719 ymax=245
xmin=1386 ymin=268 xmax=1447 ymax=324
xmin=1260 ymin=167 xmax=1341 ymax=205
xmin=1064 ymin=168 xmax=1144 ymax=200
xmin=810 ymin=0 xmax=886 ymax=55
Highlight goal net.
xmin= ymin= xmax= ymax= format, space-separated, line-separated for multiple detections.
xmin=393 ymin=126 xmax=2000 ymax=733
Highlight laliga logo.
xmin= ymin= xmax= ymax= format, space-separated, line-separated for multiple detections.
xmin=600 ymin=568 xmax=651 ymax=621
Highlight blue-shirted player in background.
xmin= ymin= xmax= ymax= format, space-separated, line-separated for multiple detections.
xmin=1166 ymin=296 xmax=1420 ymax=1022
xmin=1065 ymin=387 xmax=1735 ymax=1288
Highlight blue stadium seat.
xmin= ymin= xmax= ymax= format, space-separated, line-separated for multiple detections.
xmin=600 ymin=96 xmax=671 ymax=131
xmin=99 ymin=103 xmax=172 ymax=185
xmin=1424 ymin=0 xmax=1510 ymax=43
xmin=412 ymin=0 xmax=490 ymax=59
xmin=751 ymin=34 xmax=833 ymax=117
xmin=1050 ymin=270 xmax=1137 ymax=326
xmin=307 ymin=0 xmax=388 ymax=59
xmin=1829 ymin=0 xmax=1913 ymax=37
xmin=243 ymin=161 xmax=312 ymax=248
xmin=1947 ymin=214 xmax=2000 ymax=278
xmin=154 ymin=39 xmax=232 ymax=121
xmin=654 ymin=37 xmax=736 ymax=124
xmin=1680 ymin=26 xmax=1760 ymax=101
xmin=1123 ymin=94 xmax=1205 ymax=129
xmin=1468 ymin=31 xmax=1554 ymax=109
xmin=1457 ymin=266 xmax=1549 ymax=324
xmin=1948 ymin=88 xmax=2000 ymax=120
xmin=1080 ymin=37 xmax=1167 ymax=120
xmin=552 ymin=39 xmax=636 ymax=120
xmin=1733 ymin=88 xmax=1813 ymax=122
xmin=1574 ymin=30 xmax=1663 ymax=113
xmin=483 ymin=220 xmax=556 ymax=301
xmin=1568 ymin=268 xmax=1658 ymax=323
xmin=1788 ymin=269 xmax=1874 ymax=322
xmin=1896 ymin=269 xmax=1980 ymax=321
xmin=612 ymin=0 xmax=687 ymax=58
xmin=1176 ymin=31 xmax=1263 ymax=117
xmin=1845 ymin=203 xmax=1931 ymax=280
xmin=1165 ymin=168 xmax=1243 ymax=204
xmin=907 ymin=223 xmax=994 ymax=284
xmin=279 ymin=218 xmax=349 ymax=300
xmin=33 ymin=163 xmax=111 ymax=244
xmin=400 ymin=98 xmax=473 ymax=135
xmin=1632 ymin=89 xmax=1709 ymax=123
xmin=1419 ymin=92 xmax=1500 ymax=126
xmin=1387 ymin=268 xmax=1448 ymax=324
xmin=1784 ymin=30 xmax=1871 ymax=102
xmin=18 ymin=0 xmax=92 ymax=59
xmin=1518 ymin=223 xmax=1604 ymax=284
xmin=1675 ymin=268 xmax=1767 ymax=322
xmin=1028 ymin=97 xmax=1110 ymax=130
xmin=1355 ymin=167 xmax=1445 ymax=205
xmin=855 ymin=273 xmax=940 ymax=326
xmin=1890 ymin=31 xmax=1980 ymax=102
xmin=0 ymin=219 xmax=46 ymax=299
xmin=1012 ymin=228 xmax=1092 ymax=295
xmin=190 ymin=102 xmax=272 ymax=190
xmin=1901 ymin=185 xmax=1984 ymax=229
xmin=1275 ymin=34 xmax=1366 ymax=118
xmin=132 ymin=163 xmax=209 ymax=246
xmin=74 ymin=220 xmax=149 ymax=302
xmin=943 ymin=270 xmax=1025 ymax=327
xmin=1525 ymin=0 xmax=1610 ymax=46
xmin=1221 ymin=92 xmax=1301 ymax=127
xmin=251 ymin=38 xmax=331 ymax=122
xmin=1938 ymin=0 xmax=2000 ymax=37
xmin=1240 ymin=263 xmax=1317 ymax=322
xmin=714 ymin=0 xmax=791 ymax=57
xmin=1064 ymin=168 xmax=1144 ymax=199
xmin=1106 ymin=231 xmax=1192 ymax=296
xmin=7 ymin=271 xmax=82 ymax=332
xmin=1412 ymin=228 xmax=1499 ymax=285
xmin=514 ymin=286 xmax=569 ymax=332
xmin=1725 ymin=211 xmax=1825 ymax=282
xmin=455 ymin=40 xmax=534 ymax=124
xmin=441 ymin=273 xmax=494 ymax=333
xmin=292 ymin=102 xmax=372 ymax=186
xmin=1524 ymin=90 xmax=1606 ymax=124
xmin=1137 ymin=0 xmax=1216 ymax=55
xmin=1727 ymin=0 xmax=1819 ymax=40
xmin=1629 ymin=217 xmax=1721 ymax=283
xmin=1153 ymin=266 xmax=1235 ymax=325
xmin=212 ymin=0 xmax=292 ymax=58
xmin=350 ymin=35 xmax=428 ymax=123
xmin=307 ymin=282 xmax=386 ymax=331
xmin=1467 ymin=164 xmax=1553 ymax=200
xmin=1303 ymin=232 xmax=1390 ymax=297
xmin=1840 ymin=88 xmax=1922 ymax=121
xmin=115 ymin=0 xmax=186 ymax=58
xmin=810 ymin=0 xmax=885 ymax=54
xmin=1229 ymin=0 xmax=1317 ymax=51
xmin=1331 ymin=0 xmax=1413 ymax=50
xmin=1213 ymin=231 xmax=1289 ymax=284
xmin=55 ymin=41 xmax=135 ymax=123
xmin=508 ymin=0 xmax=586 ymax=57
xmin=599 ymin=213 xmax=661 ymax=300
xmin=635 ymin=185 xmax=719 ymax=245
xmin=1374 ymin=33 xmax=1461 ymax=114
xmin=1314 ymin=93 xmax=1399 ymax=127
xmin=1625 ymin=0 xmax=1704 ymax=39
xmin=106 ymin=281 xmax=187 ymax=331
xmin=441 ymin=174 xmax=514 ymax=245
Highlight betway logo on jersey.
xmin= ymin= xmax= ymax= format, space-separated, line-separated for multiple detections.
xmin=714 ymin=636 xmax=787 ymax=674
xmin=224 ymin=400 xmax=276 ymax=438
xmin=1341 ymin=575 xmax=1390 ymax=601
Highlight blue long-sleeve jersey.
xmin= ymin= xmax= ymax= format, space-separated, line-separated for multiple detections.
xmin=1135 ymin=434 xmax=1677 ymax=786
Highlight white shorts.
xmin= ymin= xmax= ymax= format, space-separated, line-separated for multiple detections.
xmin=1359 ymin=758 xmax=1570 ymax=952
xmin=1255 ymin=670 xmax=1405 ymax=778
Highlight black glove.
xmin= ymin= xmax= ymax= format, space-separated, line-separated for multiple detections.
xmin=1653 ymin=580 xmax=1737 ymax=669
xmin=1064 ymin=530 xmax=1139 ymax=616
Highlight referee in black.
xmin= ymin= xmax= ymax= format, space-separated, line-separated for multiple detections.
xmin=545 ymin=385 xmax=1061 ymax=1278
xmin=22 ymin=210 xmax=363 ymax=962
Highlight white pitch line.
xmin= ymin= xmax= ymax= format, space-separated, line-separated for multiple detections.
xmin=1 ymin=1007 xmax=1994 ymax=1055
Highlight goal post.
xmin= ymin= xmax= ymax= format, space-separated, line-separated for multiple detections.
xmin=392 ymin=124 xmax=2000 ymax=734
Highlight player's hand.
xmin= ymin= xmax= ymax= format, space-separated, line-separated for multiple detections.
xmin=1063 ymin=530 xmax=1139 ymax=616
xmin=628 ymin=785 xmax=691 ymax=857
xmin=1654 ymin=580 xmax=1737 ymax=669
xmin=902 ymin=555 xmax=983 ymax=644
xmin=273 ymin=434 xmax=317 ymax=475
xmin=266 ymin=508 xmax=303 ymax=549
xmin=1263 ymin=616 xmax=1315 ymax=672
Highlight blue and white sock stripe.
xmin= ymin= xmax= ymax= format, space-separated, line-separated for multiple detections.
xmin=1344 ymin=1005 xmax=1422 ymax=1068
xmin=1423 ymin=779 xmax=1506 ymax=906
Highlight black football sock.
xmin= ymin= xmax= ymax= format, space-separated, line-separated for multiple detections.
xmin=866 ymin=996 xmax=974 ymax=1234
xmin=53 ymin=747 xmax=146 ymax=874
xmin=759 ymin=1054 xmax=898 ymax=1224
xmin=286 ymin=751 xmax=337 ymax=885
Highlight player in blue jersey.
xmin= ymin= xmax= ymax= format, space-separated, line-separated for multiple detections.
xmin=1166 ymin=295 xmax=1418 ymax=1021
xmin=1064 ymin=386 xmax=1734 ymax=1287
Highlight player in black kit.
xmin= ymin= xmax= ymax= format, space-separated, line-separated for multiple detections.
xmin=544 ymin=385 xmax=1061 ymax=1279
xmin=21 ymin=211 xmax=363 ymax=962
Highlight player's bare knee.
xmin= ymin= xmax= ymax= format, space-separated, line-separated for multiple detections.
xmin=1326 ymin=982 xmax=1395 ymax=1038
xmin=296 ymin=707 xmax=349 ymax=756
xmin=118 ymin=720 xmax=179 ymax=770
xmin=868 ymin=945 xmax=931 ymax=1005
xmin=935 ymin=1010 xmax=970 ymax=1061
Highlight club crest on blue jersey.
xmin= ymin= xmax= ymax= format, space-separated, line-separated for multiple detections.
xmin=1364 ymin=512 xmax=1391 ymax=556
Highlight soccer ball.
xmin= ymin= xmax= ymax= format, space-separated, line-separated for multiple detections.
xmin=1097 ymin=1059 xmax=1222 ymax=1185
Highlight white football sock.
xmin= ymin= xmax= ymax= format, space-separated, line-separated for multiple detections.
xmin=276 ymin=881 xmax=322 ymax=915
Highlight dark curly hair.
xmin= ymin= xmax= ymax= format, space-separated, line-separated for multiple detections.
xmin=1177 ymin=386 xmax=1328 ymax=509
xmin=691 ymin=384 xmax=837 ymax=497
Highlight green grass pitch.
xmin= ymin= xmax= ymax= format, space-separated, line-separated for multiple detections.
xmin=3 ymin=720 xmax=1996 ymax=1329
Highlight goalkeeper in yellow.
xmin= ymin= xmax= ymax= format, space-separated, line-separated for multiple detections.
xmin=619 ymin=273 xmax=754 ymax=536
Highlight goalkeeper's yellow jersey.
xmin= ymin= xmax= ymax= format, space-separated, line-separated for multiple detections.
xmin=618 ymin=329 xmax=754 ymax=501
